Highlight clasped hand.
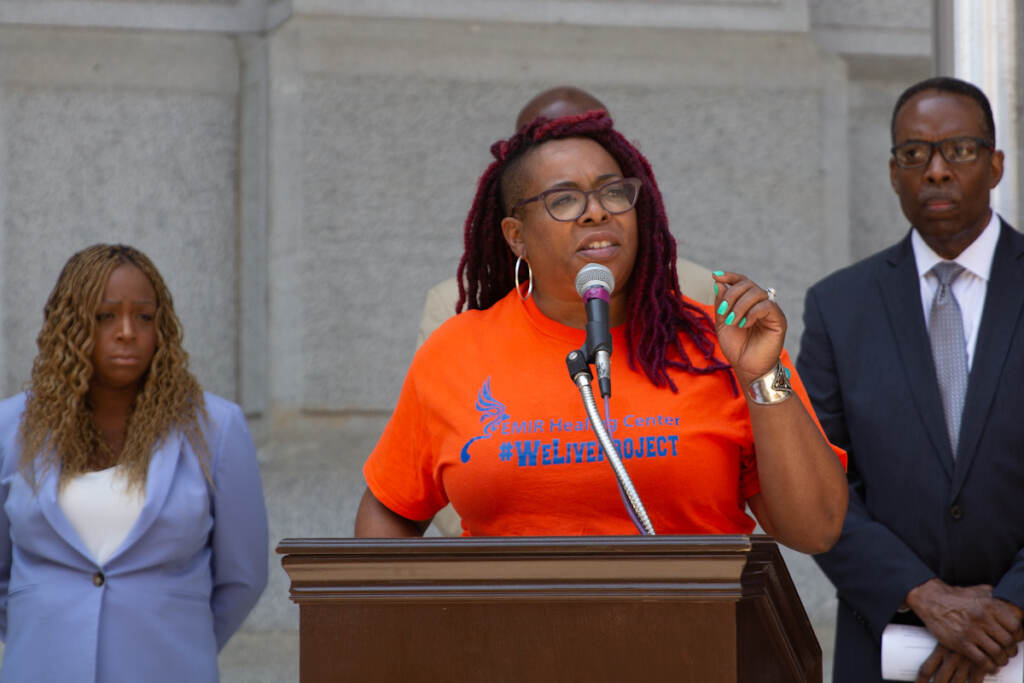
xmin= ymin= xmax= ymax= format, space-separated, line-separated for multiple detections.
xmin=908 ymin=579 xmax=1024 ymax=682
xmin=711 ymin=271 xmax=786 ymax=384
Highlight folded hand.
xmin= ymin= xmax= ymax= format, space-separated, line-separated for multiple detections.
xmin=907 ymin=579 xmax=1024 ymax=673
xmin=915 ymin=644 xmax=987 ymax=683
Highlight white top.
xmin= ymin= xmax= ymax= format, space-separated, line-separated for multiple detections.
xmin=58 ymin=465 xmax=145 ymax=566
xmin=912 ymin=211 xmax=1000 ymax=369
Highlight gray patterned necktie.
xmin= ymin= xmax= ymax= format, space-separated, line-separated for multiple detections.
xmin=929 ymin=262 xmax=968 ymax=456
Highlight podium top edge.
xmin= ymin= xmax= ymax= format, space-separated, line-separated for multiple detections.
xmin=276 ymin=534 xmax=765 ymax=556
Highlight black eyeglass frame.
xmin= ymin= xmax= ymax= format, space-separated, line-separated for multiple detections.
xmin=890 ymin=136 xmax=995 ymax=169
xmin=509 ymin=177 xmax=643 ymax=222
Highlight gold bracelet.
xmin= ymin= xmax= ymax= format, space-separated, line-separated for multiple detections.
xmin=745 ymin=360 xmax=794 ymax=405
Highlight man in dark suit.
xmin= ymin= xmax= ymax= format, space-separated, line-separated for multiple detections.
xmin=798 ymin=76 xmax=1024 ymax=682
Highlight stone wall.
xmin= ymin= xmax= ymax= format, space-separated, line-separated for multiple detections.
xmin=266 ymin=15 xmax=851 ymax=413
xmin=0 ymin=26 xmax=241 ymax=399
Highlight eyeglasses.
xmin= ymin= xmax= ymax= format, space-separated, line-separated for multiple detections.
xmin=510 ymin=177 xmax=642 ymax=222
xmin=891 ymin=136 xmax=994 ymax=169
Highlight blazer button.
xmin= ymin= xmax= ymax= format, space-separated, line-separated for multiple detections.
xmin=949 ymin=504 xmax=964 ymax=520
xmin=93 ymin=572 xmax=105 ymax=587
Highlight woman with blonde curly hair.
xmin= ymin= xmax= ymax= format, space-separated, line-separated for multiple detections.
xmin=0 ymin=244 xmax=268 ymax=682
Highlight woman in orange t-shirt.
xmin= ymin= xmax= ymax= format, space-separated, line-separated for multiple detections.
xmin=356 ymin=112 xmax=846 ymax=552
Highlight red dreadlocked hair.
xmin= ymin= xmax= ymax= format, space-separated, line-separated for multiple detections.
xmin=456 ymin=110 xmax=734 ymax=393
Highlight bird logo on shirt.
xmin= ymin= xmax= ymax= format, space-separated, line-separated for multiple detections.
xmin=459 ymin=377 xmax=509 ymax=463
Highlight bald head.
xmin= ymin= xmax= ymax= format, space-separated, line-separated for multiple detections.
xmin=515 ymin=86 xmax=607 ymax=131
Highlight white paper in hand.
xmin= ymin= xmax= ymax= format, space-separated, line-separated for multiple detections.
xmin=881 ymin=624 xmax=1024 ymax=681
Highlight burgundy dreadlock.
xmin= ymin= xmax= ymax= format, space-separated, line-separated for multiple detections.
xmin=456 ymin=110 xmax=734 ymax=393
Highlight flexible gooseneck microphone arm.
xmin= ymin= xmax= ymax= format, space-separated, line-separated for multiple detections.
xmin=565 ymin=350 xmax=655 ymax=535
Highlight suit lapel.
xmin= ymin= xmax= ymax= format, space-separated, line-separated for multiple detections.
xmin=35 ymin=432 xmax=185 ymax=568
xmin=877 ymin=234 xmax=955 ymax=477
xmin=36 ymin=463 xmax=97 ymax=565
xmin=952 ymin=221 xmax=1024 ymax=494
xmin=104 ymin=430 xmax=183 ymax=566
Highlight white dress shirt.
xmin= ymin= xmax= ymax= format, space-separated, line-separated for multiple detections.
xmin=911 ymin=211 xmax=999 ymax=369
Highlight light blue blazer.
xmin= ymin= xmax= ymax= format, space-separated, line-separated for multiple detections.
xmin=0 ymin=392 xmax=269 ymax=683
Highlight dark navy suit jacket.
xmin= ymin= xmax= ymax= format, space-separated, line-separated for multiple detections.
xmin=797 ymin=221 xmax=1024 ymax=682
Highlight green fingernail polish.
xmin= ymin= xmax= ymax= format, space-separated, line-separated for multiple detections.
xmin=717 ymin=301 xmax=729 ymax=315
xmin=714 ymin=284 xmax=719 ymax=296
xmin=726 ymin=312 xmax=735 ymax=325
xmin=713 ymin=270 xmax=724 ymax=276
xmin=739 ymin=317 xmax=746 ymax=328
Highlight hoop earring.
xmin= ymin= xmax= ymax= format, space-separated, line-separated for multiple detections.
xmin=514 ymin=255 xmax=533 ymax=300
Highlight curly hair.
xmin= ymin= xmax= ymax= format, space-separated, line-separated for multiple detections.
xmin=19 ymin=244 xmax=208 ymax=490
xmin=456 ymin=111 xmax=734 ymax=392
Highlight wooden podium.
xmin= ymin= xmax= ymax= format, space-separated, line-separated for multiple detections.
xmin=277 ymin=535 xmax=820 ymax=682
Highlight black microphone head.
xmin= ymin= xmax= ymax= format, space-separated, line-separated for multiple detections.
xmin=575 ymin=263 xmax=615 ymax=298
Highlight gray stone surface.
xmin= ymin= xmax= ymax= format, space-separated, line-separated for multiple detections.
xmin=810 ymin=0 xmax=930 ymax=58
xmin=0 ymin=27 xmax=240 ymax=400
xmin=812 ymin=0 xmax=930 ymax=29
xmin=293 ymin=0 xmax=809 ymax=32
xmin=846 ymin=62 xmax=932 ymax=262
xmin=247 ymin=412 xmax=384 ymax=633
xmin=294 ymin=73 xmax=524 ymax=410
xmin=0 ymin=25 xmax=239 ymax=91
xmin=272 ymin=16 xmax=848 ymax=411
xmin=1 ymin=90 xmax=239 ymax=397
xmin=780 ymin=545 xmax=838 ymax=681
xmin=4 ymin=0 xmax=237 ymax=3
xmin=219 ymin=631 xmax=299 ymax=683
xmin=0 ymin=0 xmax=289 ymax=33
xmin=239 ymin=33 xmax=272 ymax=425
xmin=615 ymin=83 xmax=845 ymax=346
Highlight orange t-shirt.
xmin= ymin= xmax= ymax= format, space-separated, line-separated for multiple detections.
xmin=364 ymin=291 xmax=844 ymax=536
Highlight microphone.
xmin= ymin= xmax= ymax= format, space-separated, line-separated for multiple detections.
xmin=574 ymin=263 xmax=615 ymax=398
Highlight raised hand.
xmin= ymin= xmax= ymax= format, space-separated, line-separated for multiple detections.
xmin=711 ymin=270 xmax=786 ymax=384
